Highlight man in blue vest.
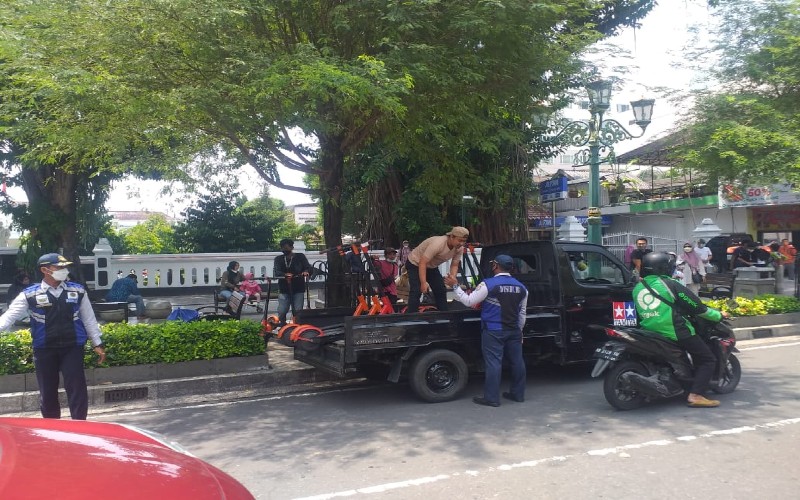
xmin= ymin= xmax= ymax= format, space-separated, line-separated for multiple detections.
xmin=445 ymin=254 xmax=528 ymax=407
xmin=0 ymin=253 xmax=106 ymax=420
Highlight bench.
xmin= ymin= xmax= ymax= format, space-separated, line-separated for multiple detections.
xmin=92 ymin=301 xmax=131 ymax=323
xmin=697 ymin=272 xmax=735 ymax=299
xmin=197 ymin=291 xmax=246 ymax=320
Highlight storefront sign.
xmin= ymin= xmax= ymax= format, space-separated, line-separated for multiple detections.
xmin=719 ymin=183 xmax=800 ymax=208
xmin=752 ymin=206 xmax=800 ymax=231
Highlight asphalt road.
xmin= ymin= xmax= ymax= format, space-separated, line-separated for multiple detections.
xmin=96 ymin=336 xmax=800 ymax=500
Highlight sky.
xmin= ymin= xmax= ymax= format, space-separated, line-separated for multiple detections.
xmin=5 ymin=1 xmax=714 ymax=219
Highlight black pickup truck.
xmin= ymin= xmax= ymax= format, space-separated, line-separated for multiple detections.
xmin=290 ymin=240 xmax=635 ymax=402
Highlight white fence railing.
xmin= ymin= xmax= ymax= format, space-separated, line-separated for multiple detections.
xmin=0 ymin=240 xmax=483 ymax=294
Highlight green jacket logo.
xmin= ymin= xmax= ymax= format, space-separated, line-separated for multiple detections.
xmin=635 ymin=288 xmax=660 ymax=310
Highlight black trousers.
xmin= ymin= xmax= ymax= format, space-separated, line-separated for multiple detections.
xmin=677 ymin=335 xmax=716 ymax=395
xmin=404 ymin=261 xmax=448 ymax=313
xmin=33 ymin=346 xmax=89 ymax=420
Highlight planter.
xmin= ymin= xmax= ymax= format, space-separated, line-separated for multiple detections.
xmin=98 ymin=309 xmax=126 ymax=322
xmin=730 ymin=311 xmax=800 ymax=329
xmin=0 ymin=355 xmax=267 ymax=394
xmin=144 ymin=300 xmax=172 ymax=319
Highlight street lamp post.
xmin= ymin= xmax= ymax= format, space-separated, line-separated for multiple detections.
xmin=536 ymin=80 xmax=655 ymax=246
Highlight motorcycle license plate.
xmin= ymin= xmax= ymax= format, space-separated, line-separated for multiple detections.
xmin=594 ymin=347 xmax=620 ymax=361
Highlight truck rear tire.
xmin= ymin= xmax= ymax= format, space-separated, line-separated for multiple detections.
xmin=409 ymin=349 xmax=468 ymax=403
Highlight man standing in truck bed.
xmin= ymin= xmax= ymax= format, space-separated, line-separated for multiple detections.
xmin=404 ymin=226 xmax=468 ymax=313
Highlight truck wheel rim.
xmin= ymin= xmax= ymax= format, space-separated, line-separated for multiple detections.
xmin=426 ymin=361 xmax=458 ymax=391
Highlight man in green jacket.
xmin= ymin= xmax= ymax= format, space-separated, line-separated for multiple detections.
xmin=633 ymin=252 xmax=729 ymax=408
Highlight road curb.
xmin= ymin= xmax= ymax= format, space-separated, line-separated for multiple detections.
xmin=1 ymin=316 xmax=797 ymax=416
xmin=0 ymin=347 xmax=345 ymax=416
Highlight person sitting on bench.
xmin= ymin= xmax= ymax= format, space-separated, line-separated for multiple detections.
xmin=106 ymin=272 xmax=147 ymax=321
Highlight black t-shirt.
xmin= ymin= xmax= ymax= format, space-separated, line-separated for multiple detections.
xmin=629 ymin=248 xmax=652 ymax=270
xmin=274 ymin=253 xmax=312 ymax=294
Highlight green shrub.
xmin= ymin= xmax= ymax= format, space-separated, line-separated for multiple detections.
xmin=0 ymin=331 xmax=34 ymax=376
xmin=2 ymin=320 xmax=265 ymax=376
xmin=705 ymin=294 xmax=800 ymax=317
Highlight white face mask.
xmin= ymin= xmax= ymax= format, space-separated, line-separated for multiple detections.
xmin=683 ymin=247 xmax=692 ymax=253
xmin=51 ymin=268 xmax=69 ymax=281
xmin=387 ymin=258 xmax=397 ymax=263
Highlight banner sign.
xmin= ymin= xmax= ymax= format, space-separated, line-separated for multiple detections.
xmin=719 ymin=183 xmax=800 ymax=208
xmin=539 ymin=176 xmax=568 ymax=203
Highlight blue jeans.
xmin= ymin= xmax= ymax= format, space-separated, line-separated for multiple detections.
xmin=277 ymin=292 xmax=305 ymax=323
xmin=481 ymin=328 xmax=526 ymax=404
xmin=127 ymin=294 xmax=146 ymax=317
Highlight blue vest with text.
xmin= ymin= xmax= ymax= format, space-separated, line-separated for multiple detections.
xmin=480 ymin=275 xmax=527 ymax=331
xmin=24 ymin=282 xmax=89 ymax=349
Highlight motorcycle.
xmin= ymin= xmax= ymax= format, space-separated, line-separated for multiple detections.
xmin=590 ymin=317 xmax=741 ymax=410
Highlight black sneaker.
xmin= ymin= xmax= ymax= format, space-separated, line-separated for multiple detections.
xmin=502 ymin=392 xmax=524 ymax=403
xmin=472 ymin=396 xmax=500 ymax=407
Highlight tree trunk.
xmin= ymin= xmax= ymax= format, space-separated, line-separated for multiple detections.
xmin=363 ymin=170 xmax=401 ymax=246
xmin=20 ymin=163 xmax=83 ymax=280
xmin=317 ymin=133 xmax=349 ymax=306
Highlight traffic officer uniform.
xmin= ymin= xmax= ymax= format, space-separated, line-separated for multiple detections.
xmin=0 ymin=253 xmax=105 ymax=419
xmin=451 ymin=254 xmax=528 ymax=406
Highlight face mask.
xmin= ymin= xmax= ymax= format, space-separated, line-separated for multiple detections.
xmin=51 ymin=268 xmax=69 ymax=281
xmin=387 ymin=258 xmax=397 ymax=263
xmin=683 ymin=247 xmax=692 ymax=253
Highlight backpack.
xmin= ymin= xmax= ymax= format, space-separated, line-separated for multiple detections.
xmin=166 ymin=308 xmax=200 ymax=322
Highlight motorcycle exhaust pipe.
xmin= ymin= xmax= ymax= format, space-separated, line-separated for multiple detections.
xmin=621 ymin=371 xmax=674 ymax=398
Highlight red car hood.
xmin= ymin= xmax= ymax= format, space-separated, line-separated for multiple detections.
xmin=0 ymin=418 xmax=252 ymax=499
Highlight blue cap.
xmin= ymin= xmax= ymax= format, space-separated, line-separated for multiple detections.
xmin=37 ymin=253 xmax=72 ymax=267
xmin=491 ymin=254 xmax=514 ymax=271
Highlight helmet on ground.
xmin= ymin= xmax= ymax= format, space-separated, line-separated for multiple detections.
xmin=641 ymin=251 xmax=676 ymax=277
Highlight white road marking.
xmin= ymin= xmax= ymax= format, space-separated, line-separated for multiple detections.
xmin=739 ymin=341 xmax=800 ymax=351
xmin=293 ymin=418 xmax=800 ymax=500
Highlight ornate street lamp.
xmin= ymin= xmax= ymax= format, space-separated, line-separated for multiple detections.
xmin=535 ymin=80 xmax=655 ymax=246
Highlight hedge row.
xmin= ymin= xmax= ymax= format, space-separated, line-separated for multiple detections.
xmin=705 ymin=294 xmax=800 ymax=317
xmin=0 ymin=320 xmax=265 ymax=376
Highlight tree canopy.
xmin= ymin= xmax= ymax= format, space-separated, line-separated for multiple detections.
xmin=677 ymin=0 xmax=800 ymax=187
xmin=173 ymin=186 xmax=293 ymax=253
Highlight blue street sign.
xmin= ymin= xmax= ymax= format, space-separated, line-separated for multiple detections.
xmin=531 ymin=215 xmax=612 ymax=228
xmin=539 ymin=176 xmax=568 ymax=202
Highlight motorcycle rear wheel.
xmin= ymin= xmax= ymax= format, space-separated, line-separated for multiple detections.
xmin=711 ymin=353 xmax=741 ymax=394
xmin=603 ymin=360 xmax=649 ymax=411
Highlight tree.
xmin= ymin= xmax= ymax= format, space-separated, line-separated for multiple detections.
xmin=122 ymin=214 xmax=178 ymax=254
xmin=2 ymin=0 xmax=657 ymax=302
xmin=0 ymin=4 xmax=198 ymax=271
xmin=4 ymin=1 xmax=655 ymax=232
xmin=174 ymin=185 xmax=292 ymax=252
xmin=677 ymin=0 xmax=800 ymax=187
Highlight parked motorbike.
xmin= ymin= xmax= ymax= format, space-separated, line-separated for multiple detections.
xmin=591 ymin=318 xmax=741 ymax=410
